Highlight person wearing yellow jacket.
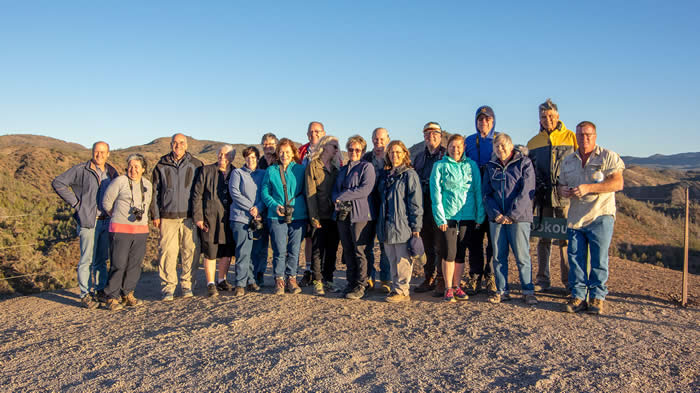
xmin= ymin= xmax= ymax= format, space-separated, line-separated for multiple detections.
xmin=526 ymin=98 xmax=577 ymax=292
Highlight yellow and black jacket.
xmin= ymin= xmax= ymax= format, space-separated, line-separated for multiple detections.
xmin=526 ymin=121 xmax=577 ymax=208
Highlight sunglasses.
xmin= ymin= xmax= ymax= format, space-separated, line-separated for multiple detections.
xmin=347 ymin=148 xmax=363 ymax=153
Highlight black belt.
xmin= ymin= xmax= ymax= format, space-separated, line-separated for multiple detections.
xmin=97 ymin=216 xmax=109 ymax=220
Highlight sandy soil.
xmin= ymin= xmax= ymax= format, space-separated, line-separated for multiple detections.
xmin=1 ymin=250 xmax=698 ymax=393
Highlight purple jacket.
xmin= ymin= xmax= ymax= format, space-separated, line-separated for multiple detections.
xmin=332 ymin=160 xmax=376 ymax=222
xmin=482 ymin=150 xmax=535 ymax=223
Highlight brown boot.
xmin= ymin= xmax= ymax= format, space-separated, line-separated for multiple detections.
xmin=275 ymin=278 xmax=285 ymax=295
xmin=485 ymin=274 xmax=497 ymax=294
xmin=106 ymin=298 xmax=124 ymax=311
xmin=433 ymin=276 xmax=445 ymax=297
xmin=414 ymin=276 xmax=435 ymax=293
xmin=121 ymin=292 xmax=143 ymax=307
xmin=287 ymin=276 xmax=301 ymax=294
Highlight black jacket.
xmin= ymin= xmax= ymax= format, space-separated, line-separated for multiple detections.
xmin=150 ymin=152 xmax=203 ymax=220
xmin=192 ymin=163 xmax=234 ymax=244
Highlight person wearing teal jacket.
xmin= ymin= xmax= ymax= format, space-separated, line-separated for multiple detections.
xmin=430 ymin=134 xmax=485 ymax=302
xmin=261 ymin=138 xmax=308 ymax=295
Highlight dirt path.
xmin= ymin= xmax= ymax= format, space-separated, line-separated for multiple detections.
xmin=1 ymin=256 xmax=698 ymax=392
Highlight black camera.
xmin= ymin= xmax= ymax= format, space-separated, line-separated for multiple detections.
xmin=336 ymin=201 xmax=353 ymax=221
xmin=283 ymin=204 xmax=295 ymax=224
xmin=249 ymin=216 xmax=263 ymax=232
xmin=130 ymin=206 xmax=144 ymax=221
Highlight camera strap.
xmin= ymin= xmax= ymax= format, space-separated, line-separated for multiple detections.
xmin=128 ymin=178 xmax=147 ymax=210
xmin=279 ymin=165 xmax=290 ymax=205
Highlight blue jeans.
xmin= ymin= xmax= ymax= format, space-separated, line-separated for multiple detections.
xmin=490 ymin=222 xmax=534 ymax=295
xmin=268 ymin=219 xmax=306 ymax=279
xmin=252 ymin=226 xmax=269 ymax=277
xmin=77 ymin=219 xmax=110 ymax=297
xmin=231 ymin=221 xmax=255 ymax=287
xmin=567 ymin=215 xmax=614 ymax=300
xmin=368 ymin=240 xmax=391 ymax=282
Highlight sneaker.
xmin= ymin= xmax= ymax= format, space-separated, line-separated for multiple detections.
xmin=275 ymin=278 xmax=285 ymax=295
xmin=122 ymin=292 xmax=143 ymax=307
xmin=216 ymin=280 xmax=233 ymax=292
xmin=207 ymin=283 xmax=219 ymax=298
xmin=246 ymin=282 xmax=260 ymax=292
xmin=587 ymin=298 xmax=605 ymax=315
xmin=414 ymin=277 xmax=435 ymax=293
xmin=453 ymin=287 xmax=469 ymax=301
xmin=488 ymin=292 xmax=512 ymax=304
xmin=106 ymin=298 xmax=124 ymax=311
xmin=182 ymin=289 xmax=194 ymax=299
xmin=386 ymin=292 xmax=410 ymax=303
xmin=485 ymin=274 xmax=497 ymax=294
xmin=162 ymin=292 xmax=174 ymax=302
xmin=255 ymin=272 xmax=265 ymax=287
xmin=313 ymin=280 xmax=325 ymax=296
xmin=232 ymin=287 xmax=245 ymax=297
xmin=432 ymin=276 xmax=445 ymax=298
xmin=287 ymin=277 xmax=302 ymax=294
xmin=299 ymin=270 xmax=313 ymax=287
xmin=563 ymin=298 xmax=587 ymax=313
xmin=323 ymin=280 xmax=342 ymax=293
xmin=443 ymin=288 xmax=456 ymax=303
xmin=80 ymin=295 xmax=98 ymax=309
xmin=380 ymin=280 xmax=392 ymax=294
xmin=366 ymin=278 xmax=375 ymax=290
xmin=465 ymin=275 xmax=480 ymax=296
xmin=345 ymin=286 xmax=365 ymax=300
xmin=524 ymin=294 xmax=538 ymax=305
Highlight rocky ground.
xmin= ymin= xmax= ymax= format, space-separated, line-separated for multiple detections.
xmin=1 ymin=252 xmax=698 ymax=393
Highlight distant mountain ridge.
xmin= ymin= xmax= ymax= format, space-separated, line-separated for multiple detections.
xmin=621 ymin=152 xmax=700 ymax=171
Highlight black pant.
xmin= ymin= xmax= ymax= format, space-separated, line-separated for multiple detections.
xmin=421 ymin=194 xmax=445 ymax=278
xmin=311 ymin=219 xmax=340 ymax=282
xmin=337 ymin=219 xmax=373 ymax=289
xmin=467 ymin=221 xmax=493 ymax=277
xmin=105 ymin=232 xmax=148 ymax=300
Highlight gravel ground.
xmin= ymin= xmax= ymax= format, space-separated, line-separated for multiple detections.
xmin=1 ymin=253 xmax=698 ymax=393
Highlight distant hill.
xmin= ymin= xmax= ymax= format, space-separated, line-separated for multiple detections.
xmin=0 ymin=134 xmax=86 ymax=151
xmin=621 ymin=152 xmax=700 ymax=171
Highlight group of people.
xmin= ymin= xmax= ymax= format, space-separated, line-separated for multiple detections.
xmin=52 ymin=98 xmax=625 ymax=315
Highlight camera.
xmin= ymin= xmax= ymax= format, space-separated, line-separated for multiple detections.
xmin=283 ymin=204 xmax=294 ymax=224
xmin=249 ymin=216 xmax=263 ymax=232
xmin=336 ymin=201 xmax=353 ymax=221
xmin=130 ymin=206 xmax=144 ymax=221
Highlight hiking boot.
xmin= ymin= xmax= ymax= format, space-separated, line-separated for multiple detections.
xmin=246 ymin=282 xmax=260 ymax=292
xmin=524 ymin=294 xmax=538 ymax=305
xmin=485 ymin=274 xmax=497 ymax=294
xmin=433 ymin=276 xmax=445 ymax=298
xmin=534 ymin=283 xmax=551 ymax=292
xmin=563 ymin=298 xmax=587 ymax=313
xmin=255 ymin=272 xmax=265 ymax=287
xmin=465 ymin=275 xmax=480 ymax=296
xmin=216 ymin=280 xmax=233 ymax=292
xmin=162 ymin=292 xmax=174 ymax=302
xmin=488 ymin=292 xmax=512 ymax=304
xmin=443 ymin=288 xmax=456 ymax=303
xmin=232 ymin=287 xmax=245 ymax=297
xmin=380 ymin=280 xmax=392 ymax=294
xmin=313 ymin=280 xmax=325 ymax=296
xmin=122 ymin=292 xmax=142 ymax=307
xmin=299 ymin=270 xmax=313 ymax=287
xmin=106 ymin=298 xmax=124 ymax=311
xmin=80 ymin=295 xmax=98 ymax=309
xmin=275 ymin=278 xmax=285 ymax=295
xmin=414 ymin=277 xmax=435 ymax=293
xmin=587 ymin=298 xmax=605 ymax=315
xmin=93 ymin=289 xmax=107 ymax=304
xmin=386 ymin=292 xmax=410 ymax=303
xmin=182 ymin=289 xmax=194 ymax=299
xmin=287 ymin=277 xmax=302 ymax=294
xmin=323 ymin=280 xmax=342 ymax=293
xmin=345 ymin=286 xmax=365 ymax=300
xmin=454 ymin=286 xmax=469 ymax=301
xmin=207 ymin=283 xmax=219 ymax=298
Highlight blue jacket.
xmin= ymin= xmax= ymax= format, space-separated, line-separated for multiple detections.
xmin=482 ymin=150 xmax=536 ymax=223
xmin=261 ymin=162 xmax=308 ymax=221
xmin=430 ymin=154 xmax=485 ymax=226
xmin=229 ymin=165 xmax=266 ymax=224
xmin=52 ymin=160 xmax=119 ymax=228
xmin=465 ymin=105 xmax=497 ymax=169
xmin=332 ymin=160 xmax=376 ymax=222
xmin=376 ymin=165 xmax=423 ymax=244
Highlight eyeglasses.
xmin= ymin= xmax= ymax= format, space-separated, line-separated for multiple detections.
xmin=328 ymin=144 xmax=339 ymax=150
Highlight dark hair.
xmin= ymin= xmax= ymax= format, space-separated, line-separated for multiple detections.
xmin=126 ymin=153 xmax=148 ymax=172
xmin=242 ymin=146 xmax=260 ymax=159
xmin=275 ymin=138 xmax=301 ymax=164
xmin=576 ymin=121 xmax=597 ymax=132
xmin=261 ymin=133 xmax=278 ymax=145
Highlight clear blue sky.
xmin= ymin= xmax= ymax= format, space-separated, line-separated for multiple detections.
xmin=1 ymin=1 xmax=699 ymax=156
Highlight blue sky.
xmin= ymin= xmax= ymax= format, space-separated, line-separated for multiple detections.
xmin=1 ymin=1 xmax=699 ymax=156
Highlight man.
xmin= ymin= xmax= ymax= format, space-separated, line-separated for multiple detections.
xmin=52 ymin=141 xmax=119 ymax=308
xmin=526 ymin=98 xmax=577 ymax=292
xmin=558 ymin=121 xmax=624 ymax=314
xmin=412 ymin=122 xmax=446 ymax=296
xmin=298 ymin=121 xmax=326 ymax=286
xmin=150 ymin=133 xmax=204 ymax=301
xmin=258 ymin=133 xmax=278 ymax=171
xmin=362 ymin=127 xmax=392 ymax=292
xmin=464 ymin=106 xmax=497 ymax=295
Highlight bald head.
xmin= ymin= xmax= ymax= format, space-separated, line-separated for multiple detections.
xmin=91 ymin=141 xmax=110 ymax=169
xmin=171 ymin=133 xmax=188 ymax=160
xmin=372 ymin=127 xmax=390 ymax=157
xmin=307 ymin=121 xmax=325 ymax=146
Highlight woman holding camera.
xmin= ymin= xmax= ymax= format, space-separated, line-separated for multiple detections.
xmin=376 ymin=140 xmax=423 ymax=303
xmin=229 ymin=146 xmax=267 ymax=296
xmin=261 ymin=138 xmax=308 ymax=295
xmin=333 ymin=135 xmax=376 ymax=300
xmin=430 ymin=134 xmax=485 ymax=302
xmin=193 ymin=145 xmax=236 ymax=297
xmin=305 ymin=135 xmax=342 ymax=295
xmin=101 ymin=154 xmax=153 ymax=311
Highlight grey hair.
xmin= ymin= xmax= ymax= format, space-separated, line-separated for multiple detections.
xmin=310 ymin=135 xmax=340 ymax=167
xmin=493 ymin=133 xmax=513 ymax=147
xmin=372 ymin=127 xmax=390 ymax=140
xmin=219 ymin=144 xmax=236 ymax=160
xmin=261 ymin=133 xmax=278 ymax=145
xmin=539 ymin=98 xmax=558 ymax=113
xmin=126 ymin=153 xmax=147 ymax=172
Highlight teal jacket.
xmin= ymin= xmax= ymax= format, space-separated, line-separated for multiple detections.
xmin=261 ymin=162 xmax=308 ymax=221
xmin=429 ymin=154 xmax=485 ymax=226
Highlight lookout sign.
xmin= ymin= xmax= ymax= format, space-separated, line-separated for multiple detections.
xmin=530 ymin=216 xmax=568 ymax=240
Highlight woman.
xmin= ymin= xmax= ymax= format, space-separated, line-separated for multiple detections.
xmin=229 ymin=146 xmax=266 ymax=296
xmin=305 ymin=135 xmax=342 ymax=295
xmin=101 ymin=154 xmax=153 ymax=311
xmin=376 ymin=140 xmax=423 ymax=303
xmin=333 ymin=135 xmax=376 ymax=300
xmin=430 ymin=134 xmax=485 ymax=302
xmin=192 ymin=145 xmax=236 ymax=298
xmin=482 ymin=133 xmax=537 ymax=305
xmin=261 ymin=138 xmax=308 ymax=295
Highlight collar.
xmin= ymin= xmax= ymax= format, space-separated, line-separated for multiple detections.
xmin=540 ymin=120 xmax=563 ymax=134
xmin=575 ymin=145 xmax=602 ymax=161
